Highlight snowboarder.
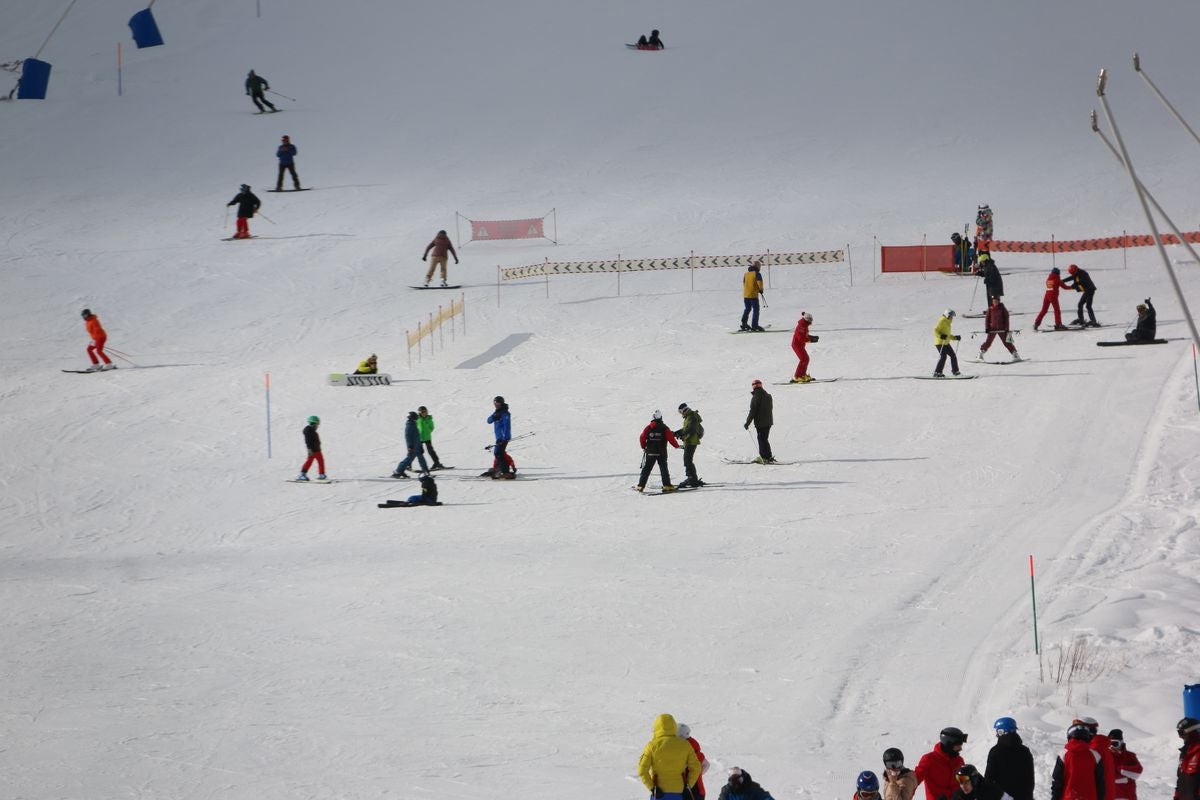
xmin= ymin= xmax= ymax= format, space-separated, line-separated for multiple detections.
xmin=296 ymin=415 xmax=326 ymax=480
xmin=883 ymin=748 xmax=918 ymax=800
xmin=977 ymin=253 xmax=1003 ymax=302
xmin=790 ymin=311 xmax=818 ymax=382
xmin=1050 ymin=724 xmax=1104 ymax=800
xmin=744 ymin=379 xmax=775 ymax=463
xmin=487 ymin=396 xmax=513 ymax=479
xmin=979 ymin=297 xmax=1021 ymax=362
xmin=1125 ymin=299 xmax=1156 ymax=343
xmin=1076 ymin=717 xmax=1117 ymax=800
xmin=950 ymin=765 xmax=1007 ymax=800
xmin=80 ymin=308 xmax=115 ymax=371
xmin=245 ymin=69 xmax=277 ymax=113
xmin=740 ymin=261 xmax=765 ymax=331
xmin=416 ymin=405 xmax=444 ymax=470
xmin=636 ymin=410 xmax=680 ymax=492
xmin=677 ymin=723 xmax=710 ymax=800
xmin=674 ymin=403 xmax=705 ymax=488
xmin=1107 ymin=730 xmax=1141 ymax=800
xmin=637 ymin=713 xmax=702 ymax=800
xmin=275 ymin=134 xmax=300 ymax=191
xmin=933 ymin=309 xmax=962 ymax=377
xmin=422 ymin=229 xmax=459 ymax=287
xmin=353 ymin=354 xmax=378 ymax=374
xmin=636 ymin=29 xmax=665 ymax=49
xmin=952 ymin=232 xmax=975 ymax=273
xmin=718 ymin=767 xmax=775 ymax=800
xmin=1033 ymin=267 xmax=1070 ymax=331
xmin=856 ymin=771 xmax=882 ymax=800
xmin=1175 ymin=717 xmax=1200 ymax=800
xmin=391 ymin=410 xmax=429 ymax=478
xmin=976 ymin=204 xmax=994 ymax=246
xmin=1063 ymin=264 xmax=1098 ymax=326
xmin=401 ymin=473 xmax=440 ymax=506
xmin=915 ymin=727 xmax=967 ymax=800
xmin=226 ymin=184 xmax=261 ymax=239
xmin=984 ymin=717 xmax=1034 ymax=800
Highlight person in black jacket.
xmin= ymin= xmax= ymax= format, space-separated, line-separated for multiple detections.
xmin=977 ymin=253 xmax=1004 ymax=302
xmin=636 ymin=410 xmax=680 ymax=492
xmin=744 ymin=379 xmax=775 ymax=463
xmin=296 ymin=415 xmax=325 ymax=481
xmin=392 ymin=411 xmax=429 ymax=479
xmin=985 ymin=718 xmax=1034 ymax=800
xmin=718 ymin=767 xmax=774 ymax=800
xmin=245 ymin=69 xmax=277 ymax=112
xmin=226 ymin=184 xmax=261 ymax=239
xmin=952 ymin=764 xmax=1008 ymax=800
xmin=1126 ymin=299 xmax=1156 ymax=343
xmin=1063 ymin=264 xmax=1099 ymax=326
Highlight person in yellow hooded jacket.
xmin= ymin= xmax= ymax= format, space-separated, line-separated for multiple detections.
xmin=353 ymin=354 xmax=378 ymax=375
xmin=932 ymin=309 xmax=962 ymax=378
xmin=639 ymin=713 xmax=703 ymax=799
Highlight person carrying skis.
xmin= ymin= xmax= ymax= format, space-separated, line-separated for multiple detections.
xmin=1033 ymin=267 xmax=1070 ymax=331
xmin=676 ymin=723 xmax=710 ymax=800
xmin=416 ymin=405 xmax=445 ymax=470
xmin=275 ymin=135 xmax=300 ymax=191
xmin=856 ymin=771 xmax=883 ymax=800
xmin=740 ymin=261 xmax=765 ymax=331
xmin=226 ymin=184 xmax=261 ymax=239
xmin=952 ymin=232 xmax=975 ymax=273
xmin=979 ymin=297 xmax=1021 ymax=363
xmin=636 ymin=410 xmax=680 ymax=492
xmin=717 ymin=767 xmax=775 ymax=800
xmin=296 ymin=415 xmax=326 ymax=480
xmin=245 ymin=70 xmax=277 ymax=113
xmin=488 ymin=396 xmax=513 ymax=479
xmin=977 ymin=253 xmax=1003 ymax=302
xmin=950 ymin=765 xmax=1008 ymax=800
xmin=883 ymin=748 xmax=918 ymax=800
xmin=637 ymin=713 xmax=702 ymax=800
xmin=1107 ymin=730 xmax=1141 ymax=800
xmin=1175 ymin=717 xmax=1200 ymax=800
xmin=1125 ymin=299 xmax=1156 ymax=343
xmin=1050 ymin=724 xmax=1104 ymax=800
xmin=391 ymin=410 xmax=429 ymax=479
xmin=985 ymin=717 xmax=1034 ymax=800
xmin=674 ymin=403 xmax=705 ymax=488
xmin=80 ymin=308 xmax=115 ymax=371
xmin=933 ymin=309 xmax=962 ymax=377
xmin=422 ymin=229 xmax=459 ymax=287
xmin=354 ymin=354 xmax=378 ymax=374
xmin=744 ymin=379 xmax=775 ymax=463
xmin=1063 ymin=264 xmax=1098 ymax=326
xmin=915 ymin=727 xmax=967 ymax=800
xmin=790 ymin=311 xmax=818 ymax=382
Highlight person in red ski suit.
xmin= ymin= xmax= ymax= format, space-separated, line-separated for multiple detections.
xmin=1034 ymin=267 xmax=1070 ymax=331
xmin=915 ymin=728 xmax=967 ymax=800
xmin=1107 ymin=730 xmax=1141 ymax=800
xmin=790 ymin=312 xmax=819 ymax=382
xmin=1177 ymin=717 xmax=1200 ymax=800
xmin=80 ymin=308 xmax=114 ymax=370
xmin=678 ymin=723 xmax=709 ymax=800
xmin=979 ymin=296 xmax=1021 ymax=362
xmin=1076 ymin=718 xmax=1116 ymax=800
xmin=1051 ymin=724 xmax=1105 ymax=800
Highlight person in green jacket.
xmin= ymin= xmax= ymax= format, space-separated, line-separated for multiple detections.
xmin=416 ymin=406 xmax=444 ymax=470
xmin=933 ymin=309 xmax=962 ymax=378
xmin=674 ymin=402 xmax=705 ymax=488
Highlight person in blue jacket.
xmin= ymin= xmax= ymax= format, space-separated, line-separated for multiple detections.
xmin=391 ymin=411 xmax=429 ymax=478
xmin=275 ymin=135 xmax=300 ymax=191
xmin=488 ymin=396 xmax=513 ymax=479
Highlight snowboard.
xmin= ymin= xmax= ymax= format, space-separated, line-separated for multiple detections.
xmin=1097 ymin=339 xmax=1168 ymax=347
xmin=287 ymin=478 xmax=334 ymax=484
xmin=221 ymin=235 xmax=259 ymax=241
xmin=773 ymin=378 xmax=839 ymax=385
xmin=625 ymin=43 xmax=664 ymax=50
xmin=328 ymin=372 xmax=393 ymax=387
xmin=721 ymin=458 xmax=798 ymax=466
xmin=410 ymin=285 xmax=462 ymax=290
xmin=913 ymin=374 xmax=977 ymax=380
xmin=377 ymin=500 xmax=443 ymax=508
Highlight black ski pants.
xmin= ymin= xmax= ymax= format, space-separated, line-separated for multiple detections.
xmin=251 ymin=92 xmax=276 ymax=112
xmin=422 ymin=440 xmax=440 ymax=465
xmin=493 ymin=439 xmax=510 ymax=475
xmin=276 ymin=163 xmax=300 ymax=190
xmin=638 ymin=451 xmax=672 ymax=488
xmin=755 ymin=425 xmax=773 ymax=461
xmin=934 ymin=344 xmax=959 ymax=375
xmin=1076 ymin=290 xmax=1096 ymax=324
xmin=681 ymin=444 xmax=698 ymax=483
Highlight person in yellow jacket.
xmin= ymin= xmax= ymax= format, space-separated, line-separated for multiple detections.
xmin=353 ymin=354 xmax=378 ymax=375
xmin=739 ymin=261 xmax=766 ymax=331
xmin=932 ymin=309 xmax=962 ymax=378
xmin=638 ymin=713 xmax=702 ymax=799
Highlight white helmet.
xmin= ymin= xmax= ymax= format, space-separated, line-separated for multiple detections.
xmin=802 ymin=312 xmax=813 ymax=323
xmin=652 ymin=409 xmax=662 ymax=420
xmin=944 ymin=309 xmax=956 ymax=318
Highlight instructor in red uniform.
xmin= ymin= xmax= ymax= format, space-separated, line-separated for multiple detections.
xmin=790 ymin=311 xmax=819 ymax=382
xmin=81 ymin=309 xmax=114 ymax=371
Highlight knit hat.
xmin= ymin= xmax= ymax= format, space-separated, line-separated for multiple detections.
xmin=1108 ymin=729 xmax=1124 ymax=742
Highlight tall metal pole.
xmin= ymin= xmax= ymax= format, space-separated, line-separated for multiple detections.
xmin=1133 ymin=53 xmax=1200 ymax=150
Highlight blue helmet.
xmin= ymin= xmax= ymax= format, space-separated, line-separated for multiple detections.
xmin=857 ymin=771 xmax=880 ymax=793
xmin=994 ymin=717 xmax=1018 ymax=734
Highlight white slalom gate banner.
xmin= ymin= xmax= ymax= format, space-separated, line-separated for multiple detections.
xmin=500 ymin=249 xmax=843 ymax=281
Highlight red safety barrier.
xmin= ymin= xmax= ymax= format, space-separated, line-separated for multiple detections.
xmin=980 ymin=231 xmax=1200 ymax=254
xmin=880 ymin=244 xmax=955 ymax=273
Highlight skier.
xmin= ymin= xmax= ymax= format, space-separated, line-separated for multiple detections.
xmin=979 ymin=297 xmax=1021 ymax=363
xmin=353 ymin=354 xmax=378 ymax=374
xmin=226 ymin=184 xmax=261 ymax=240
xmin=951 ymin=765 xmax=1009 ymax=800
xmin=952 ymin=232 xmax=975 ymax=273
xmin=296 ymin=415 xmax=326 ymax=481
xmin=416 ymin=405 xmax=445 ymax=470
xmin=1107 ymin=730 xmax=1141 ymax=800
xmin=487 ymin=396 xmax=513 ymax=479
xmin=739 ymin=261 xmax=765 ymax=331
xmin=883 ymin=748 xmax=918 ymax=800
xmin=422 ymin=229 xmax=459 ymax=287
xmin=856 ymin=771 xmax=882 ymax=800
xmin=400 ymin=473 xmax=440 ymax=506
xmin=1033 ymin=267 xmax=1070 ymax=331
xmin=984 ymin=717 xmax=1034 ymax=800
xmin=245 ymin=69 xmax=277 ymax=113
xmin=1061 ymin=264 xmax=1098 ymax=326
xmin=637 ymin=713 xmax=702 ymax=800
xmin=977 ymin=253 xmax=1004 ymax=302
xmin=1176 ymin=717 xmax=1200 ymax=800
xmin=933 ymin=309 xmax=962 ymax=377
xmin=1050 ymin=724 xmax=1104 ymax=800
xmin=674 ymin=403 xmax=705 ymax=488
xmin=976 ymin=204 xmax=994 ymax=246
xmin=718 ymin=767 xmax=775 ymax=800
xmin=275 ymin=135 xmax=300 ymax=191
xmin=391 ymin=410 xmax=429 ymax=479
xmin=677 ymin=723 xmax=710 ymax=800
xmin=1076 ymin=717 xmax=1116 ymax=800
xmin=915 ymin=727 xmax=967 ymax=800
xmin=790 ymin=311 xmax=819 ymax=382
xmin=636 ymin=410 xmax=680 ymax=492
xmin=80 ymin=308 xmax=115 ymax=371
xmin=1125 ymin=299 xmax=1156 ymax=343
xmin=744 ymin=379 xmax=775 ymax=463
xmin=481 ymin=450 xmax=516 ymax=478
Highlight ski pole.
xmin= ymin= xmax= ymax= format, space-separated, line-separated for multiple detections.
xmin=267 ymin=89 xmax=296 ymax=102
xmin=760 ymin=291 xmax=768 ymax=308
xmin=484 ymin=432 xmax=535 ymax=450
xmin=104 ymin=347 xmax=138 ymax=366
xmin=257 ymin=211 xmax=276 ymax=225
xmin=968 ymin=274 xmax=980 ymax=312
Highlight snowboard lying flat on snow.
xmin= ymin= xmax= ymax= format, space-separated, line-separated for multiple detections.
xmin=410 ymin=285 xmax=462 ymax=290
xmin=1097 ymin=339 xmax=1168 ymax=347
xmin=377 ymin=500 xmax=443 ymax=508
xmin=327 ymin=372 xmax=392 ymax=386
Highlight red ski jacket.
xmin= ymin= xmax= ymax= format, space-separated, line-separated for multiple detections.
xmin=1091 ymin=735 xmax=1118 ymax=800
xmin=1051 ymin=739 xmax=1104 ymax=800
xmin=423 ymin=233 xmax=458 ymax=260
xmin=915 ymin=744 xmax=964 ymax=800
xmin=640 ymin=421 xmax=680 ymax=453
xmin=984 ymin=303 xmax=1010 ymax=333
xmin=85 ymin=315 xmax=106 ymax=342
xmin=1044 ymin=271 xmax=1069 ymax=295
xmin=1112 ymin=748 xmax=1141 ymax=800
xmin=1178 ymin=738 xmax=1200 ymax=800
xmin=792 ymin=318 xmax=811 ymax=351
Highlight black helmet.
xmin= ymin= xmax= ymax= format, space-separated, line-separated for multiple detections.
xmin=80 ymin=308 xmax=92 ymax=318
xmin=882 ymin=747 xmax=904 ymax=767
xmin=951 ymin=232 xmax=961 ymax=240
xmin=1067 ymin=724 xmax=1093 ymax=741
xmin=939 ymin=727 xmax=967 ymax=747
xmin=493 ymin=395 xmax=505 ymax=404
xmin=651 ymin=29 xmax=660 ymax=35
xmin=1179 ymin=718 xmax=1200 ymax=737
xmin=955 ymin=764 xmax=980 ymax=781
xmin=240 ymin=183 xmax=250 ymax=191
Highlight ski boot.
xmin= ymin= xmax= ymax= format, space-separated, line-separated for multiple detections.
xmin=391 ymin=470 xmax=409 ymax=479
xmin=661 ymin=485 xmax=677 ymax=493
xmin=1053 ymin=324 xmax=1069 ymax=331
xmin=751 ymin=325 xmax=766 ymax=332
xmin=295 ymin=473 xmax=309 ymax=481
xmin=1010 ymin=351 xmax=1023 ymax=363
xmin=317 ymin=474 xmax=327 ymax=481
xmin=932 ymin=372 xmax=945 ymax=378
xmin=978 ymin=350 xmax=987 ymax=362
xmin=479 ymin=469 xmax=495 ymax=478
xmin=440 ymin=281 xmax=448 ymax=288
xmin=84 ymin=364 xmax=102 ymax=372
xmin=100 ymin=363 xmax=116 ymax=371
xmin=739 ymin=323 xmax=751 ymax=331
xmin=633 ymin=485 xmax=645 ymax=493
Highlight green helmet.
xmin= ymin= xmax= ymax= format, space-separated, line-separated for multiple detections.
xmin=307 ymin=415 xmax=320 ymax=425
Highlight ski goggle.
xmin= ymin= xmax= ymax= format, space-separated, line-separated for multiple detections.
xmin=956 ymin=774 xmax=974 ymax=786
xmin=884 ymin=761 xmax=903 ymax=771
xmin=859 ymin=792 xmax=879 ymax=799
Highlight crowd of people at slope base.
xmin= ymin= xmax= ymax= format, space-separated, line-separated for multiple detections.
xmin=636 ymin=713 xmax=1200 ymax=800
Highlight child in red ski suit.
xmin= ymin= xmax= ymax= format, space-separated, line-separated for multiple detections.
xmin=1034 ymin=268 xmax=1070 ymax=331
xmin=790 ymin=312 xmax=818 ymax=382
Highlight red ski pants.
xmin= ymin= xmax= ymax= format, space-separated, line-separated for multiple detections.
xmin=88 ymin=335 xmax=112 ymax=365
xmin=1034 ymin=292 xmax=1061 ymax=327
xmin=302 ymin=451 xmax=325 ymax=474
xmin=792 ymin=342 xmax=810 ymax=378
xmin=236 ymin=217 xmax=250 ymax=238
xmin=981 ymin=332 xmax=1016 ymax=354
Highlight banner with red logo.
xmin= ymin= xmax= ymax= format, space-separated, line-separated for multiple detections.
xmin=471 ymin=218 xmax=545 ymax=241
